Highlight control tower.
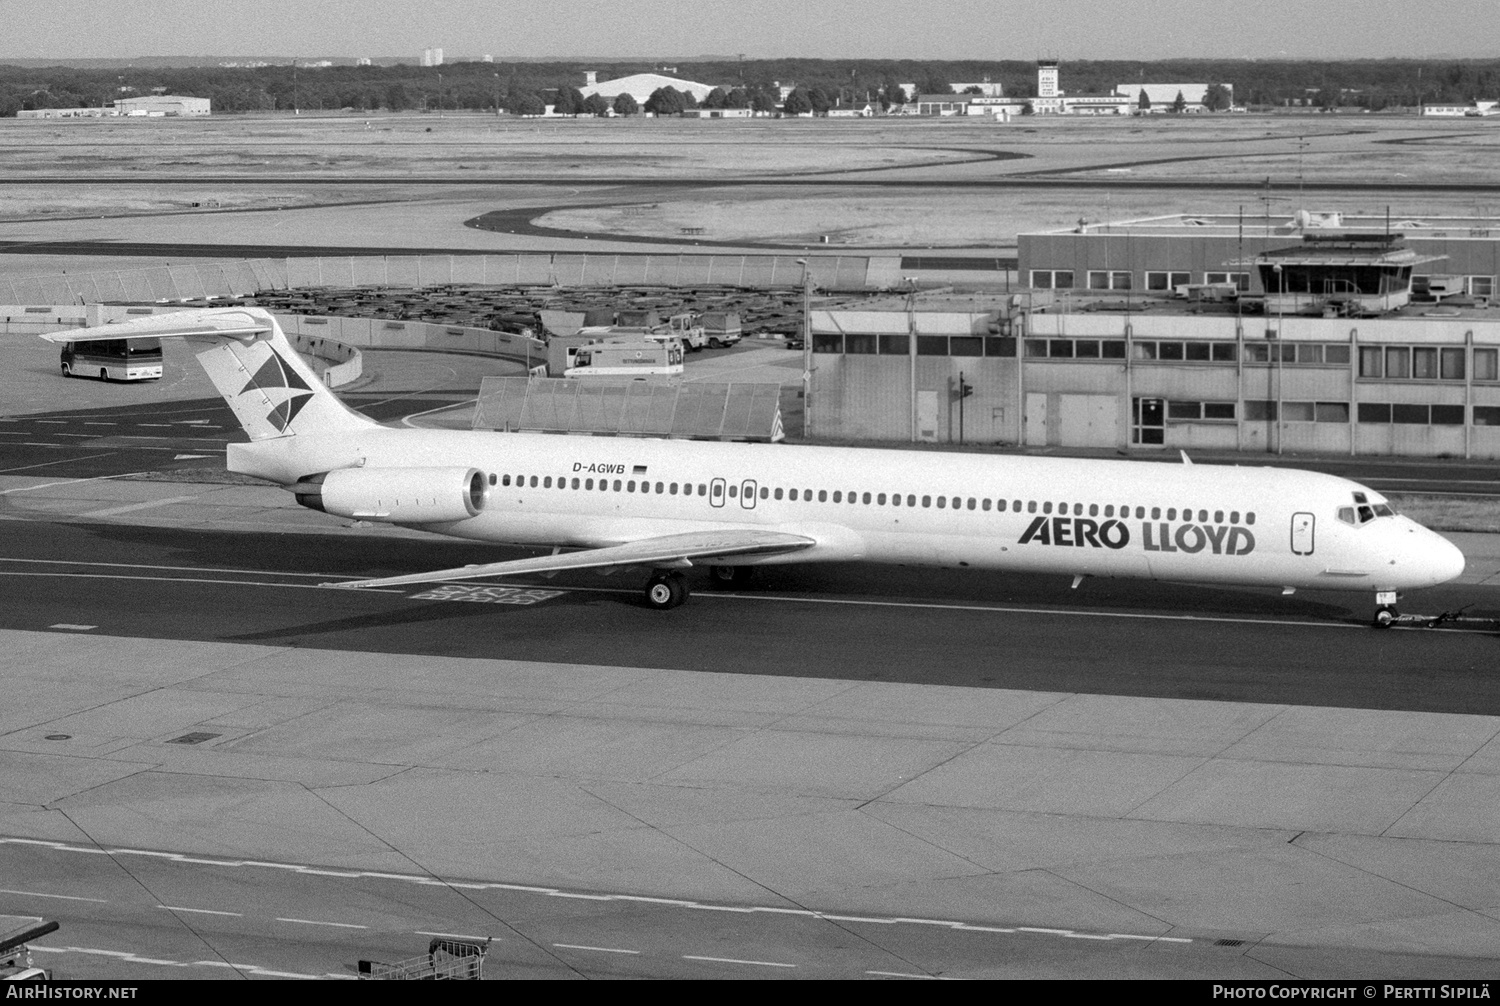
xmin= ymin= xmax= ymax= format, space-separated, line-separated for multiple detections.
xmin=1037 ymin=59 xmax=1061 ymax=98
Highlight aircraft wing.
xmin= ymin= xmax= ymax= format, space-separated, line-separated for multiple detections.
xmin=323 ymin=529 xmax=817 ymax=589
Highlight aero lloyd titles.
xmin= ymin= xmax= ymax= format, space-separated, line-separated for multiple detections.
xmin=1018 ymin=514 xmax=1256 ymax=556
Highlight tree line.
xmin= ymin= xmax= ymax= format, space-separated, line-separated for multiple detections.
xmin=3 ymin=58 xmax=1499 ymax=116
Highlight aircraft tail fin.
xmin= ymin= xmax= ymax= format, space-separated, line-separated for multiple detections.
xmin=41 ymin=308 xmax=375 ymax=444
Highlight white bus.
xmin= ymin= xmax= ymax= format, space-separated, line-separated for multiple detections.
xmin=60 ymin=337 xmax=164 ymax=381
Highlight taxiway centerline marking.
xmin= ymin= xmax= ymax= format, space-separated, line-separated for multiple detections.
xmin=0 ymin=472 xmax=150 ymax=494
xmin=0 ymin=556 xmax=362 ymax=579
xmin=553 ymin=943 xmax=640 ymax=955
xmin=0 ymin=452 xmax=117 ymax=474
xmin=0 ymin=888 xmax=107 ymax=903
xmin=28 ymin=944 xmax=341 ymax=979
xmin=276 ymin=917 xmax=367 ymax=929
xmin=75 ymin=496 xmax=198 ymax=518
xmin=159 ymin=905 xmax=242 ymax=917
xmin=0 ymin=570 xmax=407 ymax=592
xmin=0 ymin=837 xmax=1194 ymax=947
xmin=683 ymin=954 xmax=795 ymax=968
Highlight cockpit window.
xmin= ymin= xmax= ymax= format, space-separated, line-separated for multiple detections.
xmin=1340 ymin=493 xmax=1395 ymax=526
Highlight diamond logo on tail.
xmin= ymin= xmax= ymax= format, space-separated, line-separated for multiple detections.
xmin=238 ymin=347 xmax=314 ymax=433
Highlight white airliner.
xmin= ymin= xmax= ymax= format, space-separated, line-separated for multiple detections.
xmin=44 ymin=308 xmax=1466 ymax=623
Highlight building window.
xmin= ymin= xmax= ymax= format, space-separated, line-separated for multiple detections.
xmin=1441 ymin=347 xmax=1466 ymax=380
xmin=1413 ymin=347 xmax=1438 ymax=379
xmin=1205 ymin=271 xmax=1251 ymax=291
xmin=1315 ymin=402 xmax=1350 ymax=423
xmin=1475 ymin=405 xmax=1500 ymax=425
xmin=1477 ymin=348 xmax=1499 ymax=381
xmin=1386 ymin=347 xmax=1411 ymax=379
xmin=1165 ymin=401 xmax=1236 ymax=421
xmin=950 ymin=337 xmax=984 ymax=357
xmin=1030 ymin=270 xmax=1075 ymax=289
xmin=1357 ymin=403 xmax=1390 ymax=423
xmin=1244 ymin=400 xmax=1276 ymax=421
xmin=1431 ymin=405 xmax=1466 ymax=425
xmin=1470 ymin=276 xmax=1496 ymax=298
xmin=845 ymin=334 xmax=878 ymax=355
xmin=916 ymin=336 xmax=949 ymax=356
xmin=813 ymin=333 xmax=843 ymax=353
xmin=1393 ymin=403 xmax=1429 ymax=424
xmin=1146 ymin=271 xmax=1191 ymax=291
xmin=1167 ymin=401 xmax=1201 ymax=419
xmin=1325 ymin=345 xmax=1352 ymax=365
xmin=1086 ymin=270 xmax=1132 ymax=291
xmin=1283 ymin=401 xmax=1315 ymax=422
xmin=1360 ymin=345 xmax=1476 ymax=381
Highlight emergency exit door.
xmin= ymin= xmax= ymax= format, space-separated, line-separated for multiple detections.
xmin=1291 ymin=512 xmax=1315 ymax=555
xmin=740 ymin=480 xmax=758 ymax=509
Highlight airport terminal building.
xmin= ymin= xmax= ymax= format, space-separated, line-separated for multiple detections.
xmin=811 ymin=218 xmax=1500 ymax=458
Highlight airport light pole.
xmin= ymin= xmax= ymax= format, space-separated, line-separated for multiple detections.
xmin=1273 ymin=262 xmax=1284 ymax=455
xmin=906 ymin=276 xmax=918 ymax=442
xmin=797 ymin=259 xmax=812 ymax=438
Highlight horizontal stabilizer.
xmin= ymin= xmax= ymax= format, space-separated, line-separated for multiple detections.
xmin=324 ymin=529 xmax=817 ymax=589
xmin=38 ymin=310 xmax=272 ymax=345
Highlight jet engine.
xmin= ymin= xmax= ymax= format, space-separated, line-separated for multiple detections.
xmin=293 ymin=467 xmax=487 ymax=523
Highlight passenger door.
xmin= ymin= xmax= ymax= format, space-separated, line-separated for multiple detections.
xmin=1291 ymin=512 xmax=1315 ymax=555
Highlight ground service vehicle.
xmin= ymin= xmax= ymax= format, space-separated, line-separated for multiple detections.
xmin=60 ymin=337 xmax=163 ymax=380
xmin=564 ymin=337 xmax=685 ymax=377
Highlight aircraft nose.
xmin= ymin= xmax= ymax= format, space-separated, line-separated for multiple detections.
xmin=1427 ymin=533 xmax=1467 ymax=585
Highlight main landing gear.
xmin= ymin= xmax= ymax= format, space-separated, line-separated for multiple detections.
xmin=708 ymin=565 xmax=754 ymax=589
xmin=644 ymin=571 xmax=689 ymax=610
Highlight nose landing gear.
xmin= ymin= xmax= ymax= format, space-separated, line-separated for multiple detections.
xmin=1372 ymin=591 xmax=1400 ymax=628
xmin=644 ymin=571 xmax=689 ymax=610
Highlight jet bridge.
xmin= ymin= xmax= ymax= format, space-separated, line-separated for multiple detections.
xmin=472 ymin=377 xmax=785 ymax=441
